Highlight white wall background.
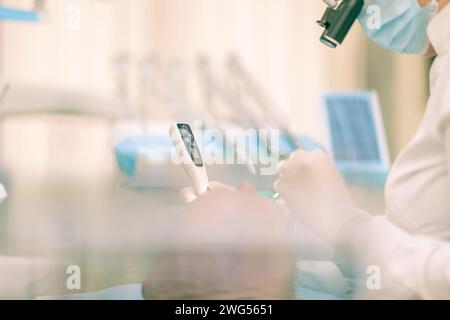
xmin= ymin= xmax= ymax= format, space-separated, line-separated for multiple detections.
xmin=0 ymin=0 xmax=429 ymax=184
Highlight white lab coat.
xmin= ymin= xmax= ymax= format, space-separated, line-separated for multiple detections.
xmin=336 ymin=5 xmax=450 ymax=299
xmin=385 ymin=8 xmax=450 ymax=240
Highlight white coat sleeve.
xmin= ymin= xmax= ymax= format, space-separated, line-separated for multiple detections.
xmin=335 ymin=212 xmax=450 ymax=299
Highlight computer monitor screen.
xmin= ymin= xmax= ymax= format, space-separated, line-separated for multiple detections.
xmin=321 ymin=91 xmax=390 ymax=174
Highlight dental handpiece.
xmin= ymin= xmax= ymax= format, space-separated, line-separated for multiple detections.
xmin=169 ymin=123 xmax=210 ymax=196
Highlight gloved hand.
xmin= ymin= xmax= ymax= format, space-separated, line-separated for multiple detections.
xmin=274 ymin=150 xmax=361 ymax=243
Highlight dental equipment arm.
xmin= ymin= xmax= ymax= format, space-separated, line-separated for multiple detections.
xmin=196 ymin=57 xmax=257 ymax=175
xmin=225 ymin=55 xmax=300 ymax=154
xmin=0 ymin=81 xmax=128 ymax=117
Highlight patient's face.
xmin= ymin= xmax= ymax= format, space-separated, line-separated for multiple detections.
xmin=178 ymin=188 xmax=292 ymax=247
xmin=143 ymin=189 xmax=296 ymax=299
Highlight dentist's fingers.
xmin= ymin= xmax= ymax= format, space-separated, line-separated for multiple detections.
xmin=180 ymin=186 xmax=197 ymax=203
xmin=277 ymin=149 xmax=309 ymax=177
xmin=274 ymin=150 xmax=329 ymax=197
xmin=273 ymin=175 xmax=293 ymax=199
xmin=277 ymin=160 xmax=287 ymax=177
xmin=280 ymin=150 xmax=328 ymax=174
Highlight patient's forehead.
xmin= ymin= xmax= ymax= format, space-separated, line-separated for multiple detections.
xmin=175 ymin=189 xmax=292 ymax=248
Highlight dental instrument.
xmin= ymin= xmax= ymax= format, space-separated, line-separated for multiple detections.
xmin=169 ymin=123 xmax=210 ymax=196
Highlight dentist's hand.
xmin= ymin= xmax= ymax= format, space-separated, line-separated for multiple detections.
xmin=274 ymin=150 xmax=360 ymax=242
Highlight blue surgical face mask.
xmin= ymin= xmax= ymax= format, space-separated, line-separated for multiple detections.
xmin=358 ymin=0 xmax=439 ymax=54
